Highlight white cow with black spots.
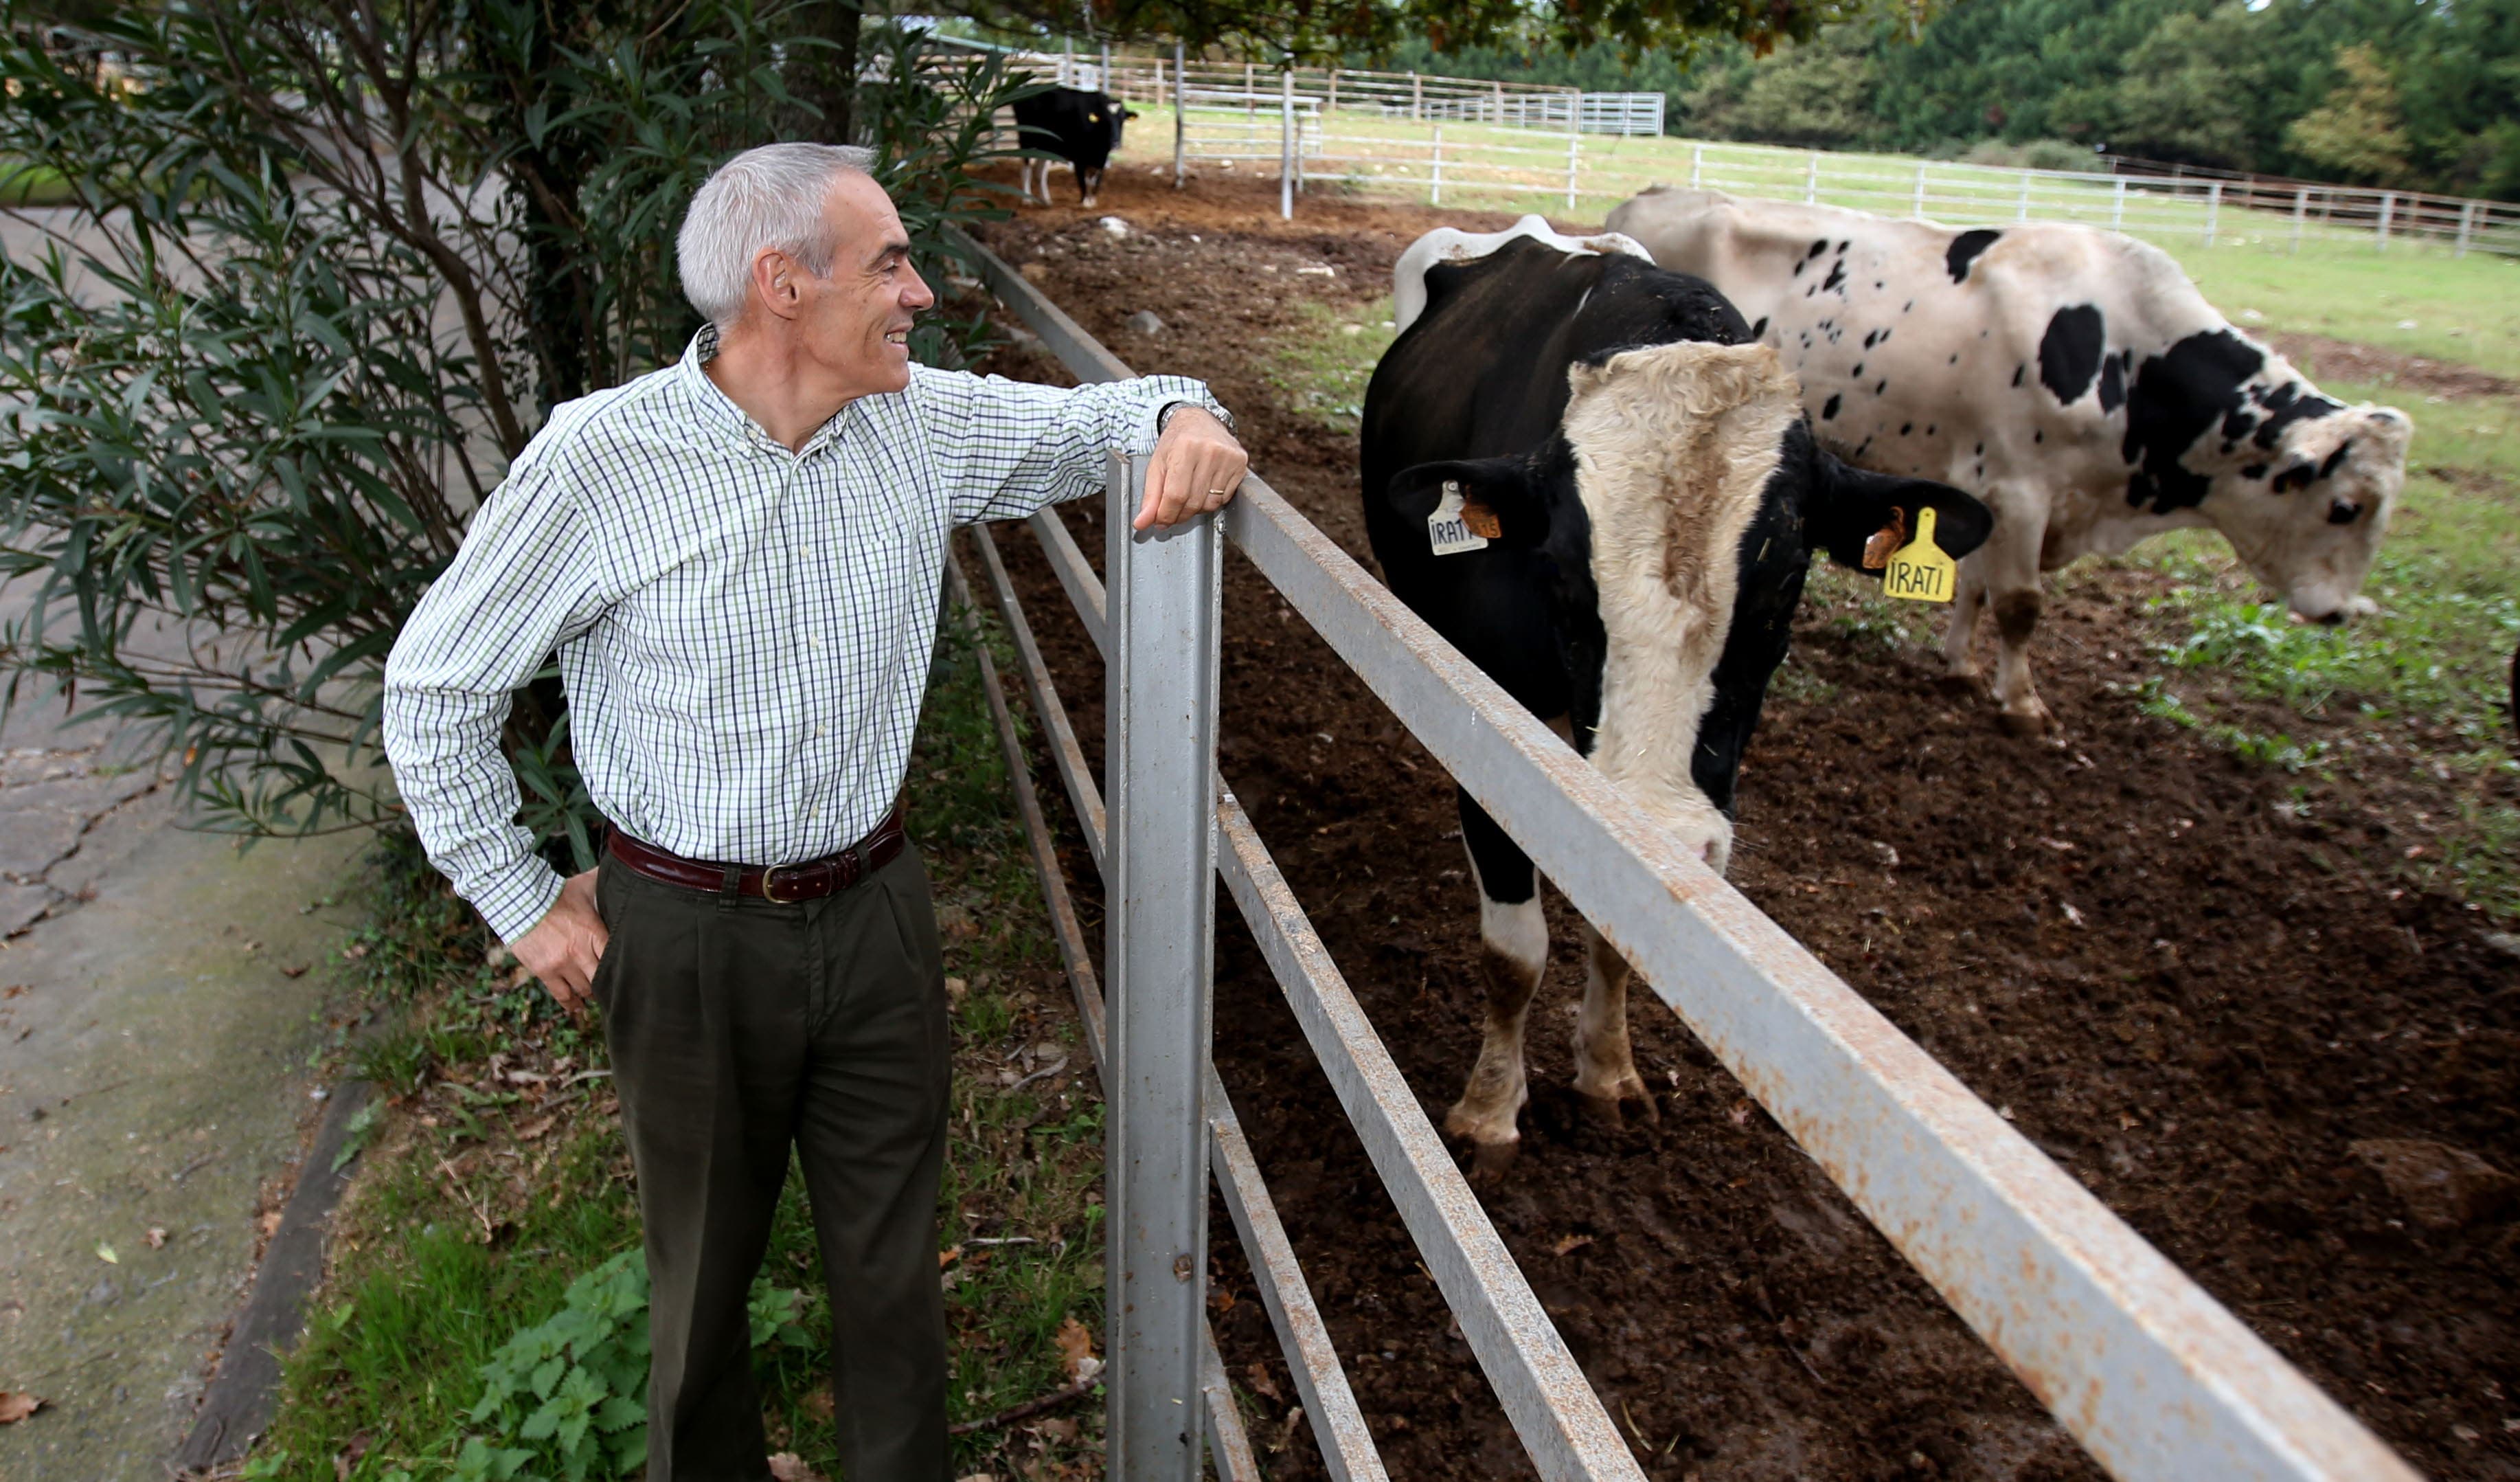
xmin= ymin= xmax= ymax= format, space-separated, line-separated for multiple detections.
xmin=1605 ymin=186 xmax=2412 ymax=735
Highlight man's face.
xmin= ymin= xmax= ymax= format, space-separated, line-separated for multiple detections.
xmin=795 ymin=172 xmax=935 ymax=398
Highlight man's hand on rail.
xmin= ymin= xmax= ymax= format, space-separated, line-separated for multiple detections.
xmin=512 ymin=868 xmax=606 ymax=1017
xmin=1137 ymin=405 xmax=1249 ymax=530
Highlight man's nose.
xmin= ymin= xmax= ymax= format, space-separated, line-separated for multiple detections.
xmin=903 ymin=266 xmax=936 ymax=309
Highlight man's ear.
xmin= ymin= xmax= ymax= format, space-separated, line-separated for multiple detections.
xmin=750 ymin=246 xmax=806 ymax=323
xmin=1810 ymin=456 xmax=1994 ymax=570
xmin=1385 ymin=454 xmax=1548 ymax=546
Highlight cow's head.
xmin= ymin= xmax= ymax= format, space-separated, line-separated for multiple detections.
xmin=1386 ymin=341 xmax=1990 ymax=871
xmin=1074 ymin=96 xmax=1136 ymax=207
xmin=2231 ymin=403 xmax=2411 ymax=624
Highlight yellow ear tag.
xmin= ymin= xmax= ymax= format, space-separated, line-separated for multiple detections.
xmin=1882 ymin=506 xmax=1957 ymax=603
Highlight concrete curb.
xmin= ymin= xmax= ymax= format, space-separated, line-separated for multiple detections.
xmin=172 ymin=1075 xmax=376 ymax=1474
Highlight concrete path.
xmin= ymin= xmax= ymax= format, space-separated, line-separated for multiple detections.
xmin=0 ymin=587 xmax=374 ymax=1480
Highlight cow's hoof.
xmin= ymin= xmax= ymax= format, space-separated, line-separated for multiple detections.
xmin=1936 ymin=672 xmax=1983 ymax=699
xmin=1576 ymin=1089 xmax=1661 ymax=1131
xmin=1468 ymin=1138 xmax=1519 ymax=1182
xmin=1998 ymin=704 xmax=2052 ymax=738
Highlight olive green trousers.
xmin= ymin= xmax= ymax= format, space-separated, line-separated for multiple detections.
xmin=593 ymin=845 xmax=952 ymax=1482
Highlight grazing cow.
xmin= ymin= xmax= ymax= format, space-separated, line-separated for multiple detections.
xmin=1604 ymin=187 xmax=2414 ymax=734
xmin=1363 ymin=225 xmax=1993 ymax=1166
xmin=1012 ymin=87 xmax=1134 ymax=208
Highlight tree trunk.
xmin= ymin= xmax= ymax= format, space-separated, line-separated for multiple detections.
xmin=792 ymin=0 xmax=864 ymax=144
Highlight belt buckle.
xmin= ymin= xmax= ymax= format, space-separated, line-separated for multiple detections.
xmin=760 ymin=862 xmax=818 ymax=904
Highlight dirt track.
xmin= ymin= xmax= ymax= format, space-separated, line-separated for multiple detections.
xmin=968 ymin=166 xmax=2520 ymax=1481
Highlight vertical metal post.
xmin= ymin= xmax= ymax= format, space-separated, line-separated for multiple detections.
xmin=1103 ymin=451 xmax=1220 ymax=1482
xmin=2292 ymin=187 xmax=2308 ymax=254
xmin=1691 ymin=142 xmax=1703 ymax=191
xmin=1492 ymin=79 xmax=1503 ymax=126
xmin=1173 ymin=41 xmax=1186 ymax=190
xmin=1565 ymin=131 xmax=1578 ymax=211
xmin=1411 ymin=71 xmax=1421 ymax=122
xmin=1914 ymin=161 xmax=1928 ymax=218
xmin=2457 ymin=198 xmax=2476 ymax=258
xmin=2377 ymin=190 xmax=2394 ymax=251
xmin=1328 ymin=66 xmax=1339 ymax=113
xmin=1061 ymin=38 xmax=1072 ymax=89
xmin=2204 ymin=179 xmax=2221 ymax=246
xmin=1101 ymin=42 xmax=1113 ymax=96
xmin=1280 ymin=68 xmax=1295 ymax=221
xmin=2112 ymin=177 xmax=2127 ymax=230
xmin=1245 ymin=61 xmax=1254 ymax=116
xmin=1430 ymin=124 xmax=1443 ymax=205
xmin=1805 ymin=152 xmax=1819 ymax=204
xmin=2019 ymin=169 xmax=2033 ymax=222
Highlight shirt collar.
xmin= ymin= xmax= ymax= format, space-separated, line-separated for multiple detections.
xmin=677 ymin=324 xmax=861 ymax=460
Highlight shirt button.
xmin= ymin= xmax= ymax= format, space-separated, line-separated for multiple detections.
xmin=813 ymin=726 xmax=825 ymax=739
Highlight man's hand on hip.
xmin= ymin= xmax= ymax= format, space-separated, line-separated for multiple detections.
xmin=513 ymin=868 xmax=606 ymax=1015
xmin=1136 ymin=405 xmax=1249 ymax=530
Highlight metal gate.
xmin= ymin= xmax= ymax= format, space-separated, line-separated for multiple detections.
xmin=942 ymin=226 xmax=2421 ymax=1482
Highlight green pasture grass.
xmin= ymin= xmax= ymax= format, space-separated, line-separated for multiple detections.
xmin=2170 ymin=250 xmax=2520 ymax=381
xmin=249 ymin=596 xmax=1110 ymax=1479
xmin=1262 ymin=296 xmax=1398 ymax=432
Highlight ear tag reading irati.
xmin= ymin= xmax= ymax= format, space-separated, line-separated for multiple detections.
xmin=1882 ymin=506 xmax=1957 ymax=603
xmin=1861 ymin=508 xmax=1905 ymax=570
xmin=1426 ymin=480 xmax=1491 ymax=556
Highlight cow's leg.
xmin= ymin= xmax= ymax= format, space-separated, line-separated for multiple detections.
xmin=1077 ymin=164 xmax=1102 ymax=209
xmin=1447 ymin=790 xmax=1546 ymax=1175
xmin=1940 ymin=556 xmax=1988 ymax=696
xmin=1980 ymin=486 xmax=2054 ymax=735
xmin=1572 ymin=921 xmax=1657 ymax=1127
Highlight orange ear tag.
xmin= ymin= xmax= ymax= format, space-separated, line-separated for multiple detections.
xmin=1460 ymin=499 xmax=1502 ymax=540
xmin=1862 ymin=508 xmax=1905 ymax=570
xmin=1883 ymin=507 xmax=1957 ymax=604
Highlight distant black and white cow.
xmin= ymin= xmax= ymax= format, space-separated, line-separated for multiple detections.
xmin=1363 ymin=224 xmax=1993 ymax=1166
xmin=1012 ymin=88 xmax=1134 ymax=208
xmin=1604 ymin=187 xmax=2414 ymax=735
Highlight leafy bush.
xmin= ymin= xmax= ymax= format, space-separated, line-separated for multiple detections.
xmin=0 ymin=5 xmax=1029 ymax=866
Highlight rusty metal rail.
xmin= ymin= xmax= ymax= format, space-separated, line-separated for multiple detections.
xmin=948 ymin=226 xmax=2421 ymax=1480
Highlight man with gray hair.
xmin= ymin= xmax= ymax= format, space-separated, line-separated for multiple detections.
xmin=383 ymin=142 xmax=1247 ymax=1479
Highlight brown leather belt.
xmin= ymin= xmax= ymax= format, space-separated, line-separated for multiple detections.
xmin=605 ymin=807 xmax=907 ymax=903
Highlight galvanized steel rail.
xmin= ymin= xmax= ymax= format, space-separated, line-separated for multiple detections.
xmin=949 ymin=226 xmax=2422 ymax=1480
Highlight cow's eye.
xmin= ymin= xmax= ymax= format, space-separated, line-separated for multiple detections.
xmin=2326 ymin=497 xmax=2362 ymax=526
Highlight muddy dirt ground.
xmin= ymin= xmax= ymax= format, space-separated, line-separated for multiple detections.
xmin=964 ymin=165 xmax=2520 ymax=1480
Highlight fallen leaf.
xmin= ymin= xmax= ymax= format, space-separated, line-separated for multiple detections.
xmin=1036 ymin=1416 xmax=1079 ymax=1444
xmin=938 ymin=1244 xmax=962 ymax=1270
xmin=799 ymin=1386 xmax=835 ymax=1423
xmin=1 ymin=985 xmax=27 ymax=999
xmin=145 ymin=1226 xmax=167 ymax=1249
xmin=768 ymin=1453 xmax=830 ymax=1482
xmin=1551 ymin=1233 xmax=1593 ymax=1256
xmin=0 ymin=1391 xmax=43 ymax=1424
xmin=241 ymin=939 xmax=262 ymax=954
xmin=280 ymin=964 xmax=310 ymax=979
xmin=516 ymin=1115 xmax=556 ymax=1141
xmin=258 ymin=1211 xmax=284 ymax=1237
xmin=95 ymin=1242 xmax=117 ymax=1264
xmin=2060 ymin=901 xmax=2087 ymax=928
xmin=341 ymin=943 xmax=368 ymax=961
xmin=1245 ymin=1364 xmax=1283 ymax=1402
xmin=1054 ymin=1316 xmax=1100 ymax=1385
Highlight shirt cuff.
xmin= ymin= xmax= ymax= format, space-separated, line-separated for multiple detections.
xmin=1133 ymin=376 xmax=1230 ymax=453
xmin=472 ymin=854 xmax=568 ymax=947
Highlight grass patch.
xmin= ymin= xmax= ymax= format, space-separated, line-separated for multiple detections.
xmin=247 ymin=591 xmax=1111 ymax=1479
xmin=2171 ymin=249 xmax=2520 ymax=379
xmin=1262 ymin=295 xmax=1396 ymax=433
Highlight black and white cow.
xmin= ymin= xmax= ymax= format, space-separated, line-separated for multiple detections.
xmin=1363 ymin=224 xmax=1993 ymax=1166
xmin=1012 ymin=87 xmax=1134 ymax=208
xmin=1604 ymin=187 xmax=2414 ymax=735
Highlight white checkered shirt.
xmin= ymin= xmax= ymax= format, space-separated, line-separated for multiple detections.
xmin=383 ymin=330 xmax=1225 ymax=943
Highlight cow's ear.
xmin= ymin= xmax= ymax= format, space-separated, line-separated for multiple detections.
xmin=1810 ymin=458 xmax=1994 ymax=571
xmin=1386 ymin=456 xmax=1547 ymax=546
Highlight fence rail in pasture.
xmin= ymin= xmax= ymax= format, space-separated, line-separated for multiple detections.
xmin=946 ymin=221 xmax=2426 ymax=1480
